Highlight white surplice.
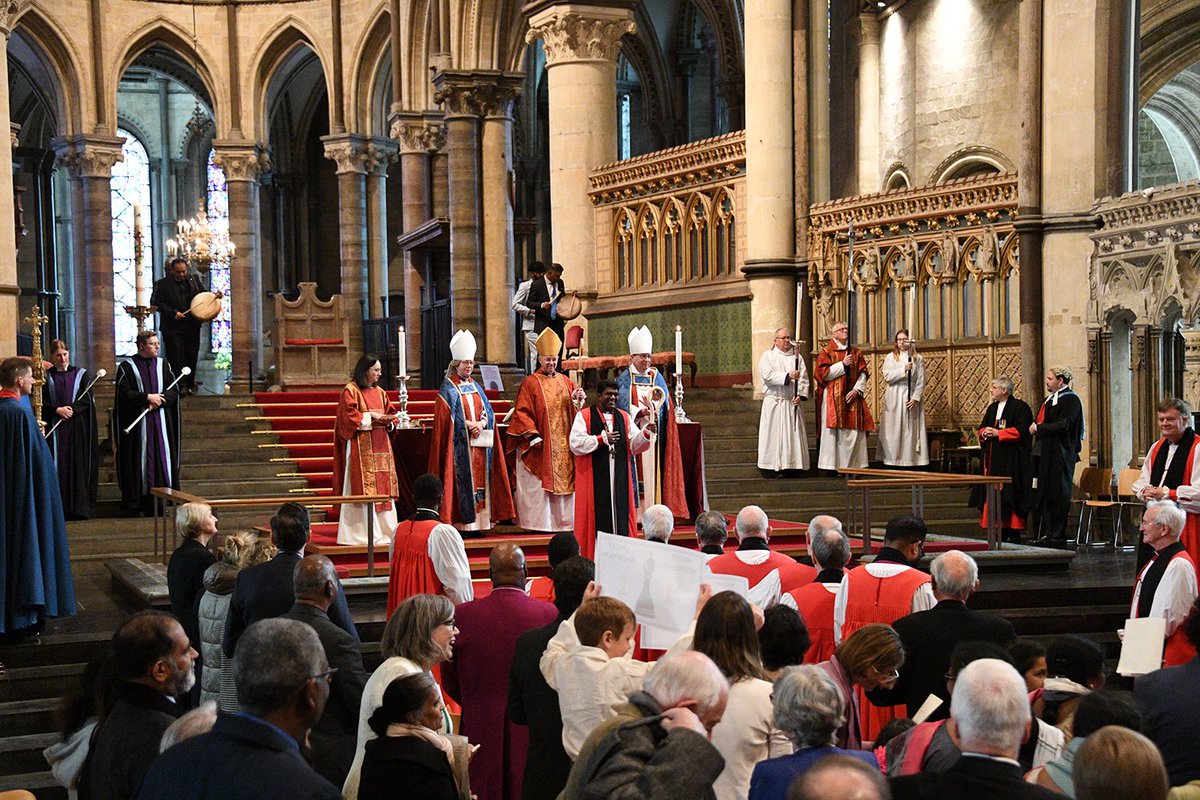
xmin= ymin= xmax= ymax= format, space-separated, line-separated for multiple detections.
xmin=878 ymin=351 xmax=929 ymax=467
xmin=757 ymin=346 xmax=811 ymax=470
xmin=816 ymin=344 xmax=869 ymax=470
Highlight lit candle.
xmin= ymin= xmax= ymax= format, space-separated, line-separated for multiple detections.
xmin=398 ymin=325 xmax=407 ymax=379
xmin=166 ymin=238 xmax=177 ymax=256
xmin=675 ymin=325 xmax=683 ymax=376
xmin=133 ymin=204 xmax=149 ymax=307
xmin=228 ymin=241 xmax=236 ymax=258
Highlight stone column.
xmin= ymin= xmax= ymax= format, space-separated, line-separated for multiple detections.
xmin=1181 ymin=327 xmax=1200 ymax=412
xmin=477 ymin=75 xmax=523 ymax=365
xmin=742 ymin=0 xmax=796 ymax=372
xmin=322 ymin=133 xmax=370 ymax=354
xmin=212 ymin=141 xmax=268 ymax=386
xmin=1130 ymin=323 xmax=1160 ymax=459
xmin=1017 ymin=0 xmax=1045 ymax=401
xmin=52 ymin=134 xmax=125 ymax=372
xmin=432 ymin=73 xmax=485 ymax=349
xmin=364 ymin=137 xmax=399 ymax=319
xmin=851 ymin=12 xmax=880 ymax=195
xmin=526 ymin=4 xmax=635 ymax=299
xmin=0 ymin=12 xmax=20 ymax=354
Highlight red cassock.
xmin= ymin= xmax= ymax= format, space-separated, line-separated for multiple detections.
xmin=573 ymin=407 xmax=640 ymax=560
xmin=386 ymin=518 xmax=445 ymax=617
xmin=430 ymin=376 xmax=515 ymax=527
xmin=841 ymin=566 xmax=931 ymax=743
xmin=442 ymin=588 xmax=558 ymax=800
xmin=706 ymin=549 xmax=816 ymax=597
xmin=789 ymin=582 xmax=838 ymax=664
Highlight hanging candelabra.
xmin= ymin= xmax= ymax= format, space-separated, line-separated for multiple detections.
xmin=165 ymin=202 xmax=235 ymax=273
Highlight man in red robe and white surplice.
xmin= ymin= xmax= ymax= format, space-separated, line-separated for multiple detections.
xmin=334 ymin=355 xmax=399 ymax=546
xmin=706 ymin=504 xmax=815 ymax=609
xmin=387 ymin=473 xmax=474 ymax=616
xmin=569 ymin=379 xmax=655 ymax=559
xmin=1133 ymin=397 xmax=1200 ymax=567
xmin=814 ymin=320 xmax=874 ymax=470
xmin=430 ymin=329 xmax=515 ymax=535
xmin=507 ymin=329 xmax=587 ymax=533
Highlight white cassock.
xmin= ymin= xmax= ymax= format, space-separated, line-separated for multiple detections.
xmin=627 ymin=365 xmax=661 ymax=519
xmin=568 ymin=409 xmax=654 ymax=535
xmin=816 ymin=344 xmax=869 ymax=470
xmin=878 ymin=351 xmax=929 ymax=467
xmin=757 ymin=347 xmax=810 ymax=470
xmin=337 ymin=411 xmax=397 ymax=547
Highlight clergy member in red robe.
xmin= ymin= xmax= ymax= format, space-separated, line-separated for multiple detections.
xmin=387 ymin=473 xmax=474 ymax=616
xmin=507 ymin=329 xmax=586 ymax=532
xmin=430 ymin=329 xmax=516 ymax=534
xmin=1134 ymin=398 xmax=1200 ymax=567
xmin=706 ymin=505 xmax=815 ymax=609
xmin=814 ymin=320 xmax=874 ymax=470
xmin=334 ymin=355 xmax=399 ymax=546
xmin=443 ymin=544 xmax=557 ymax=800
xmin=569 ymin=379 xmax=655 ymax=559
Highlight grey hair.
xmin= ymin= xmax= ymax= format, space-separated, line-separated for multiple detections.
xmin=809 ymin=516 xmax=849 ymax=570
xmin=642 ymin=504 xmax=674 ymax=543
xmin=643 ymin=651 xmax=729 ymax=718
xmin=694 ymin=511 xmax=728 ymax=547
xmin=160 ymin=701 xmax=217 ymax=752
xmin=1146 ymin=499 xmax=1187 ymax=537
xmin=772 ymin=665 xmax=846 ymax=747
xmin=176 ymin=502 xmax=212 ymax=539
xmin=991 ymin=376 xmax=1014 ymax=396
xmin=735 ymin=505 xmax=769 ymax=540
xmin=235 ymin=618 xmax=327 ymax=717
xmin=950 ymin=658 xmax=1031 ymax=753
xmin=293 ymin=554 xmax=338 ymax=599
xmin=1157 ymin=397 xmax=1192 ymax=419
xmin=930 ymin=550 xmax=978 ymax=599
xmin=382 ymin=594 xmax=455 ymax=669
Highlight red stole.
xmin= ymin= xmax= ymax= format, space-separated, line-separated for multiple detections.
xmin=1146 ymin=436 xmax=1200 ymax=565
xmin=333 ymin=383 xmax=398 ymax=511
xmin=790 ymin=582 xmax=838 ymax=664
xmin=387 ymin=518 xmax=445 ymax=615
xmin=814 ymin=340 xmax=875 ymax=431
xmin=572 ymin=407 xmax=639 ymax=559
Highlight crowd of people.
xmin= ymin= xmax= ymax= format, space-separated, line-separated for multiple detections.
xmin=31 ymin=494 xmax=1200 ymax=800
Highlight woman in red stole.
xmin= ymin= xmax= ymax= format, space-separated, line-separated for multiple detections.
xmin=335 ymin=355 xmax=400 ymax=545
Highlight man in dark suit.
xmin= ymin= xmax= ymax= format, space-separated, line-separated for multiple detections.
xmin=1136 ymin=598 xmax=1200 ymax=786
xmin=889 ymin=658 xmax=1061 ymax=800
xmin=80 ymin=611 xmax=194 ymax=799
xmin=870 ymin=550 xmax=1016 ymax=720
xmin=224 ymin=503 xmax=358 ymax=657
xmin=150 ymin=257 xmax=203 ymax=394
xmin=281 ymin=555 xmax=369 ymax=787
xmin=137 ymin=618 xmax=341 ymax=800
xmin=508 ymin=555 xmax=594 ymax=800
xmin=445 ymin=544 xmax=558 ymax=800
xmin=527 ymin=263 xmax=566 ymax=350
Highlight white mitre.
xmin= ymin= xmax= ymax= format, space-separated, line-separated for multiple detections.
xmin=449 ymin=329 xmax=477 ymax=361
xmin=627 ymin=325 xmax=653 ymax=355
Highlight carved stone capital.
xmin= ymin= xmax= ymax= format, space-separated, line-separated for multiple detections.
xmin=389 ymin=112 xmax=447 ymax=154
xmin=321 ymin=133 xmax=371 ymax=175
xmin=473 ymin=77 xmax=524 ymax=119
xmin=526 ymin=5 xmax=636 ymax=67
xmin=364 ymin=137 xmax=399 ymax=177
xmin=0 ymin=0 xmax=23 ymax=38
xmin=851 ymin=12 xmax=880 ymax=47
xmin=211 ymin=140 xmax=270 ymax=181
xmin=51 ymin=134 xmax=126 ymax=179
xmin=431 ymin=71 xmax=522 ymax=119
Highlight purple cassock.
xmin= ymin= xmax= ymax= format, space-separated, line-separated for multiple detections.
xmin=113 ymin=356 xmax=181 ymax=514
xmin=442 ymin=586 xmax=558 ymax=800
xmin=42 ymin=366 xmax=98 ymax=519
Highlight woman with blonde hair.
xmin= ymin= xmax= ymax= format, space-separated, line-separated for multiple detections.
xmin=344 ymin=594 xmax=458 ymax=799
xmin=196 ymin=532 xmax=277 ymax=711
xmin=817 ymin=623 xmax=905 ymax=749
xmin=167 ymin=502 xmax=217 ymax=704
xmin=879 ymin=329 xmax=928 ymax=467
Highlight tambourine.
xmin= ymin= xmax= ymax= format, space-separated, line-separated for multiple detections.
xmin=188 ymin=291 xmax=223 ymax=321
xmin=557 ymin=292 xmax=582 ymax=320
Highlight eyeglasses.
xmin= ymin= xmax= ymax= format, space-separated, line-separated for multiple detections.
xmin=310 ymin=667 xmax=338 ymax=685
xmin=872 ymin=665 xmax=900 ymax=684
xmin=439 ymin=620 xmax=456 ymax=628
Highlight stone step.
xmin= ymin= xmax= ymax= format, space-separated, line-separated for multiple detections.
xmin=1002 ymin=605 xmax=1129 ymax=637
xmin=0 ymin=733 xmax=61 ymax=778
xmin=0 ymin=770 xmax=64 ymax=799
xmin=0 ymin=664 xmax=85 ymax=705
xmin=0 ymin=698 xmax=60 ymax=738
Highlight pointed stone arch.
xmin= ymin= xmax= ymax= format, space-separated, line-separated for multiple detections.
xmin=248 ymin=17 xmax=333 ymax=141
xmin=350 ymin=4 xmax=393 ymax=136
xmin=12 ymin=5 xmax=85 ymax=134
xmin=109 ymin=18 xmax=220 ymax=136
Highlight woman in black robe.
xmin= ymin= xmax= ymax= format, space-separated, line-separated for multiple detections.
xmin=971 ymin=375 xmax=1033 ymax=543
xmin=41 ymin=340 xmax=98 ymax=520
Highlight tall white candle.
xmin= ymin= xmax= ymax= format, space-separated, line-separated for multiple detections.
xmin=908 ymin=285 xmax=917 ymax=330
xmin=398 ymin=325 xmax=407 ymax=379
xmin=133 ymin=204 xmax=149 ymax=307
xmin=795 ymin=281 xmax=803 ymax=339
xmin=675 ymin=325 xmax=683 ymax=376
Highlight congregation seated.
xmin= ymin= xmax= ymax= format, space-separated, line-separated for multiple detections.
xmin=1010 ymin=638 xmax=1049 ymax=693
xmin=1137 ymin=597 xmax=1200 ymax=788
xmin=1073 ymin=726 xmax=1170 ymax=800
xmin=642 ymin=503 xmax=675 ymax=543
xmin=137 ymin=618 xmax=341 ymax=799
xmin=708 ymin=505 xmax=814 ymax=609
xmin=748 ymin=665 xmax=877 ymax=800
xmin=1024 ymin=689 xmax=1146 ymax=796
xmin=695 ymin=509 xmax=729 ymax=557
xmin=1035 ymin=634 xmax=1107 ymax=741
xmin=525 ymin=531 xmax=580 ymax=603
xmin=358 ymin=672 xmax=458 ymax=800
xmin=757 ymin=605 xmax=812 ymax=680
xmin=780 ymin=515 xmax=849 ymax=663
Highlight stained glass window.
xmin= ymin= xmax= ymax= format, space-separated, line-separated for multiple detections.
xmin=111 ymin=129 xmax=152 ymax=356
xmin=206 ymin=149 xmax=232 ymax=364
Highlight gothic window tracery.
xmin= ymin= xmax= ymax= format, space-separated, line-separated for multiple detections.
xmin=111 ymin=128 xmax=152 ymax=356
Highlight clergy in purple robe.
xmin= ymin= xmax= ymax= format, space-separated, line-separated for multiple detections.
xmin=114 ymin=330 xmax=181 ymax=515
xmin=442 ymin=544 xmax=557 ymax=800
xmin=41 ymin=339 xmax=98 ymax=520
xmin=0 ymin=356 xmax=76 ymax=634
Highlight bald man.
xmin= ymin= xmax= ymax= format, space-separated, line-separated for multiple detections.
xmin=280 ymin=555 xmax=368 ymax=786
xmin=758 ymin=327 xmax=811 ymax=476
xmin=444 ymin=544 xmax=558 ymax=800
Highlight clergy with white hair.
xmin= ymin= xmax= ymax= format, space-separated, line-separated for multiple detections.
xmin=814 ymin=321 xmax=874 ymax=470
xmin=616 ymin=325 xmax=689 ymax=519
xmin=429 ymin=329 xmax=515 ymax=533
xmin=757 ymin=327 xmax=811 ymax=474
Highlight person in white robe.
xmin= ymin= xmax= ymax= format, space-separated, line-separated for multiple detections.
xmin=757 ymin=328 xmax=811 ymax=473
xmin=879 ymin=329 xmax=929 ymax=467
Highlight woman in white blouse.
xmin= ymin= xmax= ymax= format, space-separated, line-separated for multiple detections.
xmin=692 ymin=591 xmax=792 ymax=800
xmin=343 ymin=594 xmax=458 ymax=799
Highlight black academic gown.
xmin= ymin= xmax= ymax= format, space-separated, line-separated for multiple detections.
xmin=0 ymin=392 xmax=76 ymax=634
xmin=41 ymin=366 xmax=99 ymax=519
xmin=970 ymin=397 xmax=1034 ymax=522
xmin=114 ymin=357 xmax=182 ymax=513
xmin=1029 ymin=389 xmax=1083 ymax=538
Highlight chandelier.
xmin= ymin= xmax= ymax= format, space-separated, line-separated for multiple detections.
xmin=165 ymin=203 xmax=234 ymax=273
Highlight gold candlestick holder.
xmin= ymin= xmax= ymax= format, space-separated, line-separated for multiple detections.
xmin=124 ymin=304 xmax=158 ymax=333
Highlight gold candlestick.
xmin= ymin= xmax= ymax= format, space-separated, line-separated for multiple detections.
xmin=23 ymin=303 xmax=49 ymax=423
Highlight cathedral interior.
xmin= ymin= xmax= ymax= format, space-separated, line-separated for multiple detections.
xmin=2 ymin=0 xmax=1200 ymax=469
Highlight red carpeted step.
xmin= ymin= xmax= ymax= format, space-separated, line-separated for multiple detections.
xmin=270 ymin=431 xmax=331 ymax=445
xmin=291 ymin=457 xmax=334 ymax=472
xmin=272 ymin=442 xmax=334 ymax=457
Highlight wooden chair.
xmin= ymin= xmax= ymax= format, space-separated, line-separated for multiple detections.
xmin=1111 ymin=467 xmax=1143 ymax=551
xmin=564 ymin=324 xmax=584 ymax=359
xmin=273 ymin=283 xmax=353 ymax=388
xmin=1074 ymin=466 xmax=1116 ymax=548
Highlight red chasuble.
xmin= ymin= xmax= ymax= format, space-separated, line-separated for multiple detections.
xmin=333 ymin=383 xmax=399 ymax=509
xmin=386 ymin=518 xmax=445 ymax=616
xmin=814 ymin=340 xmax=875 ymax=431
xmin=507 ymin=372 xmax=578 ymax=494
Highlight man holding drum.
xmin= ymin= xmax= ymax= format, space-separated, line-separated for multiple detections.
xmin=152 ymin=257 xmax=204 ymax=394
